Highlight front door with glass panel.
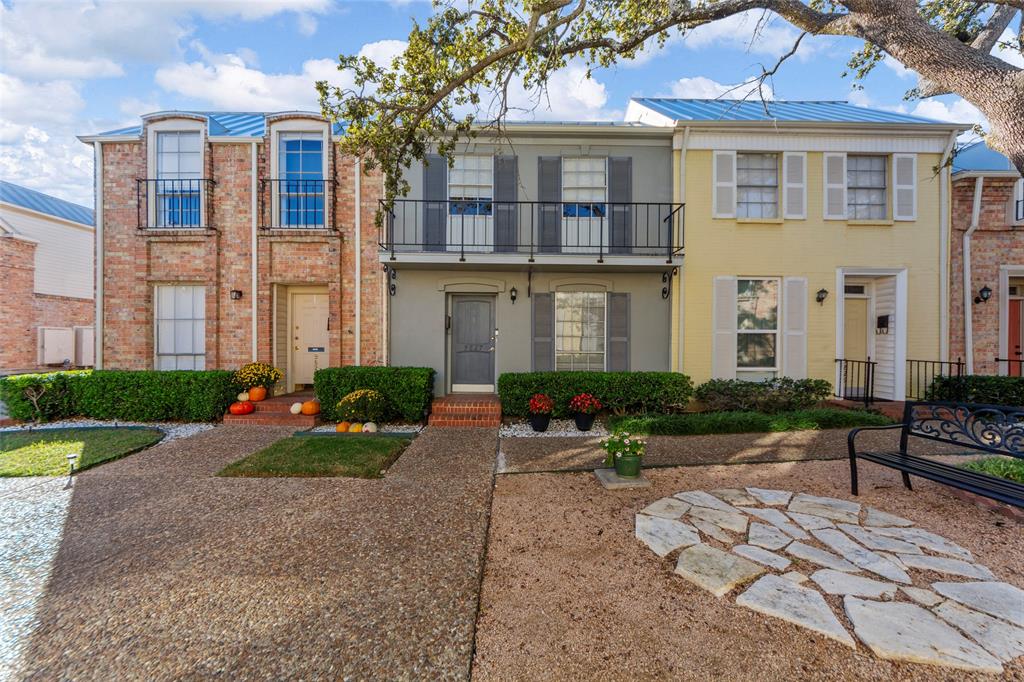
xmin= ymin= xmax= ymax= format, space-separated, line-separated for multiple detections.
xmin=450 ymin=295 xmax=495 ymax=392
xmin=291 ymin=293 xmax=329 ymax=388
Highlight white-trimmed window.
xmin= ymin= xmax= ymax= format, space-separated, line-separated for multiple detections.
xmin=447 ymin=154 xmax=493 ymax=251
xmin=555 ymin=291 xmax=605 ymax=371
xmin=1013 ymin=178 xmax=1024 ymax=225
xmin=562 ymin=157 xmax=607 ymax=252
xmin=156 ymin=131 xmax=202 ymax=227
xmin=736 ymin=278 xmax=779 ymax=380
xmin=278 ymin=131 xmax=325 ymax=227
xmin=155 ymin=285 xmax=206 ymax=370
xmin=736 ymin=153 xmax=779 ymax=219
xmin=847 ymin=155 xmax=887 ymax=220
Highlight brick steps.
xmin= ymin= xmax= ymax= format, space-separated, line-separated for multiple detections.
xmin=428 ymin=394 xmax=502 ymax=428
xmin=223 ymin=393 xmax=319 ymax=427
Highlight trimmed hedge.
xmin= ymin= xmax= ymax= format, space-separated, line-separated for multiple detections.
xmin=0 ymin=370 xmax=238 ymax=422
xmin=497 ymin=371 xmax=694 ymax=418
xmin=608 ymin=409 xmax=892 ymax=436
xmin=926 ymin=375 xmax=1024 ymax=407
xmin=694 ymin=377 xmax=832 ymax=413
xmin=314 ymin=367 xmax=435 ymax=422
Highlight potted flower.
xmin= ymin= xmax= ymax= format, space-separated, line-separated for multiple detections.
xmin=233 ymin=362 xmax=283 ymax=397
xmin=602 ymin=431 xmax=646 ymax=479
xmin=527 ymin=393 xmax=554 ymax=432
xmin=568 ymin=393 xmax=602 ymax=431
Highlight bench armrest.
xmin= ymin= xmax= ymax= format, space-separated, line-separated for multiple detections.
xmin=847 ymin=423 xmax=906 ymax=457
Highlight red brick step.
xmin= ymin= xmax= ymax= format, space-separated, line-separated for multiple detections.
xmin=428 ymin=394 xmax=501 ymax=428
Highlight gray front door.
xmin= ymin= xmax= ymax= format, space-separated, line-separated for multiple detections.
xmin=451 ymin=295 xmax=496 ymax=391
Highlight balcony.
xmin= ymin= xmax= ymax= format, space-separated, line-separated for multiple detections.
xmin=259 ymin=179 xmax=336 ymax=230
xmin=379 ymin=199 xmax=684 ymax=265
xmin=136 ymin=179 xmax=215 ymax=229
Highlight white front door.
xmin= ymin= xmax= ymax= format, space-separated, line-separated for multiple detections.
xmin=291 ymin=293 xmax=329 ymax=388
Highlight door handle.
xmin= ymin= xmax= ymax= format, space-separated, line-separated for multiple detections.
xmin=294 ymin=346 xmax=299 ymax=351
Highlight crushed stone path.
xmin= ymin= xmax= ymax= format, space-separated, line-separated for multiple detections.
xmin=13 ymin=425 xmax=498 ymax=681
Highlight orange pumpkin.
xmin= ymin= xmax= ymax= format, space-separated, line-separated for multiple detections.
xmin=229 ymin=401 xmax=254 ymax=415
xmin=336 ymin=421 xmax=350 ymax=432
xmin=248 ymin=386 xmax=267 ymax=402
xmin=300 ymin=400 xmax=320 ymax=416
xmin=349 ymin=423 xmax=363 ymax=433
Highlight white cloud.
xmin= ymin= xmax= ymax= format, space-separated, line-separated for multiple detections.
xmin=882 ymin=55 xmax=916 ymax=80
xmin=297 ymin=12 xmax=319 ymax=36
xmin=682 ymin=11 xmax=819 ymax=60
xmin=0 ymin=74 xmax=85 ymax=126
xmin=485 ymin=64 xmax=616 ymax=121
xmin=911 ymin=98 xmax=987 ymax=128
xmin=0 ymin=124 xmax=94 ymax=206
xmin=667 ymin=76 xmax=774 ymax=100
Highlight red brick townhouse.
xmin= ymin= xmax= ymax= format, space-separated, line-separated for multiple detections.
xmin=0 ymin=180 xmax=95 ymax=373
xmin=948 ymin=142 xmax=1024 ymax=376
xmin=79 ymin=112 xmax=385 ymax=392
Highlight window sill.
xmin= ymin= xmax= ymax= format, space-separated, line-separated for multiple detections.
xmin=735 ymin=218 xmax=784 ymax=225
xmin=847 ymin=220 xmax=894 ymax=227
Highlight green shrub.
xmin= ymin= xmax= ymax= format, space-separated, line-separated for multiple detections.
xmin=314 ymin=367 xmax=434 ymax=422
xmin=336 ymin=389 xmax=388 ymax=422
xmin=0 ymin=370 xmax=236 ymax=422
xmin=497 ymin=372 xmax=694 ymax=418
xmin=926 ymin=375 xmax=1024 ymax=407
xmin=960 ymin=456 xmax=1024 ymax=483
xmin=608 ymin=408 xmax=891 ymax=436
xmin=694 ymin=377 xmax=832 ymax=413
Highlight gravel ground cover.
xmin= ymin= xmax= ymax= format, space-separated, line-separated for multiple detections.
xmin=0 ymin=419 xmax=215 ymax=443
xmin=498 ymin=427 xmax=968 ymax=473
xmin=500 ymin=419 xmax=609 ymax=438
xmin=14 ymin=426 xmax=497 ymax=680
xmin=473 ymin=457 xmax=1024 ymax=680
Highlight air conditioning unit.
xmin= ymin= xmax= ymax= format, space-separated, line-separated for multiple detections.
xmin=74 ymin=326 xmax=95 ymax=367
xmin=37 ymin=327 xmax=74 ymax=366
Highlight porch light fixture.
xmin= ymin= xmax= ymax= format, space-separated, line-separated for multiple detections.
xmin=816 ymin=288 xmax=829 ymax=305
xmin=974 ymin=285 xmax=992 ymax=304
xmin=230 ymin=290 xmax=243 ymax=300
xmin=509 ymin=286 xmax=518 ymax=304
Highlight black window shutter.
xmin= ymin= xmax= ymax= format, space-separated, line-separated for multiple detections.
xmin=423 ymin=154 xmax=447 ymax=252
xmin=608 ymin=157 xmax=633 ymax=254
xmin=532 ymin=292 xmax=554 ymax=371
xmin=607 ymin=292 xmax=630 ymax=371
xmin=537 ymin=156 xmax=561 ymax=253
xmin=494 ymin=155 xmax=518 ymax=252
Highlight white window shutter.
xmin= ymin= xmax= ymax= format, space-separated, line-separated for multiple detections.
xmin=783 ymin=152 xmax=806 ymax=219
xmin=893 ymin=154 xmax=917 ymax=221
xmin=712 ymin=151 xmax=736 ymax=218
xmin=823 ymin=153 xmax=847 ymax=220
xmin=712 ymin=276 xmax=737 ymax=379
xmin=782 ymin=277 xmax=808 ymax=379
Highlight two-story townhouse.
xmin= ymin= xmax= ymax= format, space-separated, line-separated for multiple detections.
xmin=0 ymin=181 xmax=95 ymax=373
xmin=948 ymin=142 xmax=1024 ymax=377
xmin=624 ymin=99 xmax=966 ymax=403
xmin=79 ymin=112 xmax=385 ymax=393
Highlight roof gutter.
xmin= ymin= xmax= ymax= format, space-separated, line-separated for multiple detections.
xmin=963 ymin=176 xmax=985 ymax=373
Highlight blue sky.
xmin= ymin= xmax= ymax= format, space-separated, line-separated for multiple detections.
xmin=1 ymin=0 xmax=1018 ymax=207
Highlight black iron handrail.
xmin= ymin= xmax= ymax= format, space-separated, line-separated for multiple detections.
xmin=906 ymin=358 xmax=965 ymax=401
xmin=995 ymin=357 xmax=1024 ymax=377
xmin=259 ymin=178 xmax=337 ymax=230
xmin=835 ymin=357 xmax=876 ymax=408
xmin=136 ymin=178 xmax=215 ymax=229
xmin=379 ymin=198 xmax=684 ymax=263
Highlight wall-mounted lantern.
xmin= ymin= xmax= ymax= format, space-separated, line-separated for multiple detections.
xmin=815 ymin=288 xmax=829 ymax=305
xmin=230 ymin=290 xmax=243 ymax=300
xmin=974 ymin=285 xmax=992 ymax=304
xmin=510 ymin=286 xmax=518 ymax=304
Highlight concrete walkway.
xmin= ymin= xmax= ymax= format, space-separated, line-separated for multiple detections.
xmin=13 ymin=425 xmax=498 ymax=680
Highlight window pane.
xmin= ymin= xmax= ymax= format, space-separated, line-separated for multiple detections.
xmin=737 ymin=279 xmax=778 ymax=330
xmin=737 ymin=153 xmax=778 ymax=219
xmin=555 ymin=291 xmax=605 ymax=371
xmin=847 ymin=155 xmax=886 ymax=219
xmin=158 ymin=132 xmax=178 ymax=153
xmin=177 ymin=132 xmax=200 ymax=153
xmin=737 ymin=333 xmax=777 ymax=368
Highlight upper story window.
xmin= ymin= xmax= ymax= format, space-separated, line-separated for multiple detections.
xmin=448 ymin=155 xmax=493 ymax=216
xmin=737 ymin=153 xmax=779 ymax=219
xmin=736 ymin=278 xmax=779 ymax=381
xmin=155 ymin=131 xmax=202 ymax=227
xmin=555 ymin=291 xmax=606 ymax=371
xmin=847 ymin=155 xmax=887 ymax=220
xmin=562 ymin=157 xmax=606 ymax=218
xmin=278 ymin=132 xmax=324 ymax=227
xmin=1013 ymin=179 xmax=1024 ymax=225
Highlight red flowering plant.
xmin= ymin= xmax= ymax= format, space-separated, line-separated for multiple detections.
xmin=568 ymin=393 xmax=602 ymax=415
xmin=528 ymin=393 xmax=554 ymax=415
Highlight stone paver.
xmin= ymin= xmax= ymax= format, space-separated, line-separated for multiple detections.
xmin=732 ymin=544 xmax=791 ymax=570
xmin=739 ymin=506 xmax=809 ymax=540
xmin=934 ymin=600 xmax=1024 ymax=662
xmin=710 ymin=488 xmax=757 ymax=506
xmin=901 ymin=586 xmax=943 ymax=607
xmin=932 ymin=582 xmax=1024 ymax=627
xmin=785 ymin=541 xmax=859 ymax=572
xmin=639 ymin=497 xmax=690 ymax=520
xmin=837 ymin=523 xmax=922 ymax=554
xmin=868 ymin=526 xmax=974 ymax=561
xmin=674 ymin=490 xmax=739 ymax=513
xmin=691 ymin=518 xmax=733 ymax=544
xmin=896 ymin=553 xmax=995 ymax=580
xmin=745 ymin=487 xmax=792 ymax=506
xmin=748 ymin=522 xmax=791 ymax=550
xmin=635 ymin=514 xmax=700 ymax=557
xmin=811 ymin=528 xmax=911 ymax=584
xmin=737 ymin=575 xmax=855 ymax=648
xmin=787 ymin=511 xmax=835 ymax=531
xmin=863 ymin=507 xmax=914 ymax=527
xmin=810 ymin=569 xmax=896 ymax=599
xmin=673 ymin=544 xmax=763 ymax=597
xmin=787 ymin=493 xmax=861 ymax=523
xmin=686 ymin=505 xmax=748 ymax=533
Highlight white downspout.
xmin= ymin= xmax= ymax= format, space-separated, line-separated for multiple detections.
xmin=381 ymin=169 xmax=389 ymax=366
xmin=93 ymin=141 xmax=104 ymax=369
xmin=250 ymin=141 xmax=258 ymax=361
xmin=354 ymin=156 xmax=362 ymax=365
xmin=938 ymin=131 xmax=956 ymax=362
xmin=673 ymin=127 xmax=689 ymax=374
xmin=963 ymin=176 xmax=984 ymax=373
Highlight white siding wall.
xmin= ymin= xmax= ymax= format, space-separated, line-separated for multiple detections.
xmin=873 ymin=276 xmax=897 ymax=400
xmin=1 ymin=207 xmax=93 ymax=299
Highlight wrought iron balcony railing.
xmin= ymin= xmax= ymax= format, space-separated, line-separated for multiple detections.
xmin=379 ymin=199 xmax=684 ymax=263
xmin=136 ymin=178 xmax=215 ymax=229
xmin=259 ymin=178 xmax=336 ymax=230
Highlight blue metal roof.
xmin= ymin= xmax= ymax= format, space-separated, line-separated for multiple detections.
xmin=0 ymin=180 xmax=93 ymax=226
xmin=631 ymin=98 xmax=947 ymax=125
xmin=952 ymin=141 xmax=1017 ymax=173
xmin=92 ymin=111 xmax=347 ymax=138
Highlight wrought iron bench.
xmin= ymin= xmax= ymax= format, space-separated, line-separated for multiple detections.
xmin=847 ymin=401 xmax=1024 ymax=508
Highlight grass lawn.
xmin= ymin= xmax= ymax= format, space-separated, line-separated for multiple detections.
xmin=217 ymin=435 xmax=411 ymax=479
xmin=960 ymin=456 xmax=1024 ymax=483
xmin=0 ymin=427 xmax=165 ymax=477
xmin=607 ymin=408 xmax=892 ymax=436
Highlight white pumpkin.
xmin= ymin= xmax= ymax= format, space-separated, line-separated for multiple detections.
xmin=237 ymin=391 xmax=250 ymax=402
xmin=363 ymin=422 xmax=378 ymax=433
xmin=289 ymin=401 xmax=303 ymax=415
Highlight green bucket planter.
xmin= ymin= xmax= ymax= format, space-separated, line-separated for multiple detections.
xmin=614 ymin=453 xmax=642 ymax=479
